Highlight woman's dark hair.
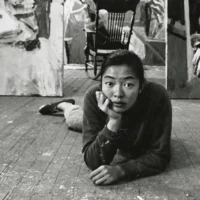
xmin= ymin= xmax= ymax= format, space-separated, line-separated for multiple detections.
xmin=100 ymin=49 xmax=145 ymax=87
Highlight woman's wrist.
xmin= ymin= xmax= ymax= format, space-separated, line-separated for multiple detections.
xmin=107 ymin=118 xmax=121 ymax=132
xmin=115 ymin=165 xmax=126 ymax=180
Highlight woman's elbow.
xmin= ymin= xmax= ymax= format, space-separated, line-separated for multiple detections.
xmin=83 ymin=151 xmax=102 ymax=170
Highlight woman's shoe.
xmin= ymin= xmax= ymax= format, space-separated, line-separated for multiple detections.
xmin=39 ymin=98 xmax=75 ymax=115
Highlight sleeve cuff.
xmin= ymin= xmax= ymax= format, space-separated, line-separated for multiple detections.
xmin=100 ymin=126 xmax=121 ymax=141
xmin=119 ymin=161 xmax=140 ymax=180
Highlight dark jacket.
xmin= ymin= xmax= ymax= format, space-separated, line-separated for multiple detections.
xmin=82 ymin=81 xmax=172 ymax=180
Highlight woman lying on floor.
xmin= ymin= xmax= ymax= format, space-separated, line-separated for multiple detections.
xmin=39 ymin=49 xmax=172 ymax=185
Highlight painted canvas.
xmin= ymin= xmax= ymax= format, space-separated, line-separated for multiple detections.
xmin=0 ymin=0 xmax=63 ymax=96
xmin=168 ymin=0 xmax=200 ymax=98
xmin=131 ymin=0 xmax=166 ymax=86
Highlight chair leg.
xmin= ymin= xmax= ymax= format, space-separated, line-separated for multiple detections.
xmin=94 ymin=55 xmax=97 ymax=76
xmin=84 ymin=46 xmax=89 ymax=72
xmin=85 ymin=55 xmax=89 ymax=72
xmin=65 ymin=41 xmax=70 ymax=64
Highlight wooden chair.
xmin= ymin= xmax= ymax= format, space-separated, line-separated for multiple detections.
xmin=84 ymin=0 xmax=139 ymax=79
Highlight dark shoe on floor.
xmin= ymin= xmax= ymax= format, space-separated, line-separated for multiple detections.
xmin=39 ymin=98 xmax=75 ymax=115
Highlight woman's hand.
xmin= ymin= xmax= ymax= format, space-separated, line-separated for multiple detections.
xmin=96 ymin=91 xmax=121 ymax=120
xmin=96 ymin=91 xmax=121 ymax=132
xmin=89 ymin=165 xmax=126 ymax=185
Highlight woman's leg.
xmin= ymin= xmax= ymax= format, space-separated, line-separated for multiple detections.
xmin=57 ymin=102 xmax=83 ymax=133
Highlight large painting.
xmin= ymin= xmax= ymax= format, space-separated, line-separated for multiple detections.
xmin=168 ymin=0 xmax=200 ymax=98
xmin=0 ymin=0 xmax=63 ymax=96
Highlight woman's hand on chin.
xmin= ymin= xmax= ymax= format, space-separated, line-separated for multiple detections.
xmin=96 ymin=91 xmax=121 ymax=120
xmin=96 ymin=91 xmax=121 ymax=132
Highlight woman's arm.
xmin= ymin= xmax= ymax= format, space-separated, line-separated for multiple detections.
xmin=82 ymin=87 xmax=121 ymax=170
xmin=118 ymin=90 xmax=172 ymax=180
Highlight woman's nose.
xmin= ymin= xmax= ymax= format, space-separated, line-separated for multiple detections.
xmin=114 ymin=85 xmax=124 ymax=98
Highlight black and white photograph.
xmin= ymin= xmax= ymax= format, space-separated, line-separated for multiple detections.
xmin=0 ymin=0 xmax=200 ymax=199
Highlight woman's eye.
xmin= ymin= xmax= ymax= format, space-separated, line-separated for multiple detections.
xmin=124 ymin=83 xmax=134 ymax=88
xmin=105 ymin=82 xmax=114 ymax=87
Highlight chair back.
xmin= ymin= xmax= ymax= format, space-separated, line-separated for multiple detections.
xmin=95 ymin=0 xmax=139 ymax=50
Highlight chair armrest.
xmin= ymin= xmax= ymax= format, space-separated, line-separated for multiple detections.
xmin=83 ymin=28 xmax=96 ymax=34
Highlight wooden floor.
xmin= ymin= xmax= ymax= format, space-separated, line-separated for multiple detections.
xmin=0 ymin=69 xmax=200 ymax=200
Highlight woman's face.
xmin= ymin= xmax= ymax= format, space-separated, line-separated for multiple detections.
xmin=102 ymin=64 xmax=140 ymax=113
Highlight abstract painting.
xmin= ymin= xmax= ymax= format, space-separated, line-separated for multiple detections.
xmin=0 ymin=0 xmax=63 ymax=96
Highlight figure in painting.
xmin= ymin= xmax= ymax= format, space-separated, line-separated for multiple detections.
xmin=140 ymin=0 xmax=165 ymax=39
xmin=0 ymin=0 xmax=52 ymax=51
xmin=190 ymin=1 xmax=200 ymax=78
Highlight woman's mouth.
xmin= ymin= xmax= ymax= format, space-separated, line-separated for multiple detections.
xmin=112 ymin=102 xmax=126 ymax=108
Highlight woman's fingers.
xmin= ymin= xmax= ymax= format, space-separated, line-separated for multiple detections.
xmin=89 ymin=166 xmax=111 ymax=185
xmin=103 ymin=98 xmax=110 ymax=108
xmin=95 ymin=91 xmax=102 ymax=100
xmin=99 ymin=93 xmax=105 ymax=104
xmin=96 ymin=92 xmax=110 ymax=113
xmin=99 ymin=98 xmax=110 ymax=113
xmin=94 ymin=174 xmax=110 ymax=185
xmin=89 ymin=166 xmax=102 ymax=179
xmin=90 ymin=166 xmax=107 ymax=178
xmin=89 ymin=165 xmax=123 ymax=185
xmin=96 ymin=92 xmax=105 ymax=106
xmin=91 ymin=171 xmax=106 ymax=183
